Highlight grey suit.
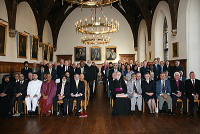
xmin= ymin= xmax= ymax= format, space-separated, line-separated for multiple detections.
xmin=127 ymin=80 xmax=142 ymax=111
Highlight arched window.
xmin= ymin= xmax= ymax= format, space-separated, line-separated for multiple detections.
xmin=163 ymin=17 xmax=169 ymax=61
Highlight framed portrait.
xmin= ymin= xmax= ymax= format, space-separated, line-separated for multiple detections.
xmin=105 ymin=46 xmax=117 ymax=61
xmin=0 ymin=23 xmax=7 ymax=56
xmin=74 ymin=46 xmax=86 ymax=61
xmin=31 ymin=36 xmax=39 ymax=60
xmin=49 ymin=46 xmax=54 ymax=62
xmin=18 ymin=32 xmax=28 ymax=58
xmin=172 ymin=42 xmax=179 ymax=57
xmin=90 ymin=46 xmax=101 ymax=61
xmin=43 ymin=43 xmax=49 ymax=61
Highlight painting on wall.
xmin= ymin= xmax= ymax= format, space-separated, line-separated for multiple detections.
xmin=43 ymin=43 xmax=49 ymax=61
xmin=149 ymin=51 xmax=152 ymax=61
xmin=90 ymin=46 xmax=101 ymax=61
xmin=49 ymin=46 xmax=54 ymax=62
xmin=105 ymin=46 xmax=117 ymax=61
xmin=31 ymin=36 xmax=39 ymax=60
xmin=0 ymin=23 xmax=7 ymax=56
xmin=18 ymin=32 xmax=28 ymax=58
xmin=172 ymin=42 xmax=179 ymax=57
xmin=74 ymin=46 xmax=86 ymax=61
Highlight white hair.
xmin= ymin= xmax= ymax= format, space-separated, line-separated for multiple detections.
xmin=174 ymin=72 xmax=180 ymax=77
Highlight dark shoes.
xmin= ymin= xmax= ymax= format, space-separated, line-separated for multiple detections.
xmin=190 ymin=113 xmax=194 ymax=118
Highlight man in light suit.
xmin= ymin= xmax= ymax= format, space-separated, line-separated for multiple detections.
xmin=127 ymin=73 xmax=142 ymax=115
xmin=156 ymin=73 xmax=172 ymax=115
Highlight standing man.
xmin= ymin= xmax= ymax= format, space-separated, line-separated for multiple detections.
xmin=156 ymin=73 xmax=172 ymax=114
xmin=44 ymin=62 xmax=57 ymax=81
xmin=101 ymin=61 xmax=108 ymax=92
xmin=57 ymin=59 xmax=65 ymax=79
xmin=153 ymin=59 xmax=161 ymax=81
xmin=32 ymin=62 xmax=39 ymax=73
xmin=64 ymin=60 xmax=71 ymax=73
xmin=140 ymin=60 xmax=149 ymax=80
xmin=21 ymin=61 xmax=32 ymax=80
xmin=25 ymin=72 xmax=42 ymax=116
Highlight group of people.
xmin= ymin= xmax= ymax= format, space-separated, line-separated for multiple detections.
xmin=101 ymin=58 xmax=200 ymax=118
xmin=0 ymin=59 xmax=99 ymax=118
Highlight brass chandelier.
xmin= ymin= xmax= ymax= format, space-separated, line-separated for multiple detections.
xmin=75 ymin=7 xmax=119 ymax=35
xmin=81 ymin=35 xmax=110 ymax=44
xmin=65 ymin=0 xmax=119 ymax=7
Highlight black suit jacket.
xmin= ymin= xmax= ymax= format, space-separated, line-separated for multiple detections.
xmin=101 ymin=66 xmax=107 ymax=78
xmin=142 ymin=80 xmax=156 ymax=95
xmin=170 ymin=80 xmax=185 ymax=95
xmin=70 ymin=68 xmax=77 ymax=82
xmin=44 ymin=68 xmax=57 ymax=81
xmin=56 ymin=82 xmax=71 ymax=98
xmin=172 ymin=66 xmax=185 ymax=78
xmin=86 ymin=66 xmax=96 ymax=82
xmin=21 ymin=68 xmax=32 ymax=80
xmin=185 ymin=79 xmax=200 ymax=96
xmin=153 ymin=64 xmax=161 ymax=80
xmin=14 ymin=81 xmax=28 ymax=96
xmin=38 ymin=70 xmax=45 ymax=81
xmin=140 ymin=67 xmax=149 ymax=80
xmin=57 ymin=65 xmax=65 ymax=78
xmin=70 ymin=81 xmax=85 ymax=96
xmin=163 ymin=65 xmax=172 ymax=76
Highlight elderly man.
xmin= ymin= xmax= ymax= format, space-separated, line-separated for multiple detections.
xmin=170 ymin=72 xmax=187 ymax=115
xmin=57 ymin=59 xmax=65 ymax=79
xmin=32 ymin=62 xmax=39 ymax=73
xmin=69 ymin=74 xmax=85 ymax=116
xmin=127 ymin=73 xmax=142 ymax=115
xmin=40 ymin=74 xmax=57 ymax=116
xmin=26 ymin=72 xmax=33 ymax=83
xmin=156 ymin=73 xmax=172 ymax=115
xmin=44 ymin=62 xmax=57 ymax=81
xmin=25 ymin=72 xmax=42 ymax=116
xmin=185 ymin=71 xmax=200 ymax=117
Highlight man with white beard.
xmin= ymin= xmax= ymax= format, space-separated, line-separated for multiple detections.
xmin=25 ymin=72 xmax=42 ymax=116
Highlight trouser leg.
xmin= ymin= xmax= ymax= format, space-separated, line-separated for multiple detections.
xmin=158 ymin=96 xmax=164 ymax=110
xmin=63 ymin=97 xmax=68 ymax=113
xmin=89 ymin=81 xmax=94 ymax=99
xmin=76 ymin=97 xmax=81 ymax=113
xmin=10 ymin=96 xmax=16 ymax=113
xmin=131 ymin=97 xmax=136 ymax=111
xmin=172 ymin=95 xmax=177 ymax=113
xmin=17 ymin=96 xmax=24 ymax=113
xmin=25 ymin=97 xmax=32 ymax=111
xmin=188 ymin=95 xmax=194 ymax=113
xmin=32 ymin=97 xmax=38 ymax=112
xmin=137 ymin=97 xmax=142 ymax=111
xmin=166 ymin=95 xmax=172 ymax=110
xmin=53 ymin=97 xmax=58 ymax=112
xmin=180 ymin=95 xmax=187 ymax=113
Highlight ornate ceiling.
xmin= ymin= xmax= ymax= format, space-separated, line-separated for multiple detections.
xmin=3 ymin=0 xmax=180 ymax=50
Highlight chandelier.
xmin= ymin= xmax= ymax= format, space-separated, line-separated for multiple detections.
xmin=65 ymin=0 xmax=119 ymax=7
xmin=75 ymin=8 xmax=119 ymax=35
xmin=81 ymin=35 xmax=110 ymax=44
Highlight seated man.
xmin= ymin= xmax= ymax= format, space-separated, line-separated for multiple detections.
xmin=156 ymin=73 xmax=172 ymax=115
xmin=69 ymin=74 xmax=85 ymax=116
xmin=40 ymin=74 xmax=57 ymax=116
xmin=53 ymin=76 xmax=70 ymax=117
xmin=25 ymin=72 xmax=42 ymax=116
xmin=10 ymin=74 xmax=28 ymax=117
xmin=170 ymin=72 xmax=187 ymax=115
xmin=0 ymin=75 xmax=13 ymax=117
xmin=127 ymin=73 xmax=142 ymax=115
xmin=185 ymin=71 xmax=200 ymax=117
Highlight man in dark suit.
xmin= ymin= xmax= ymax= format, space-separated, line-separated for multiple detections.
xmin=68 ymin=74 xmax=85 ymax=116
xmin=10 ymin=74 xmax=28 ymax=117
xmin=129 ymin=59 xmax=134 ymax=71
xmin=21 ymin=61 xmax=32 ymax=80
xmin=38 ymin=65 xmax=45 ymax=81
xmin=44 ymin=62 xmax=57 ymax=81
xmin=101 ymin=62 xmax=108 ymax=92
xmin=70 ymin=63 xmax=77 ymax=83
xmin=172 ymin=60 xmax=185 ymax=79
xmin=185 ymin=71 xmax=200 ymax=117
xmin=64 ymin=60 xmax=71 ymax=73
xmin=140 ymin=60 xmax=149 ymax=80
xmin=170 ymin=72 xmax=187 ymax=115
xmin=57 ymin=59 xmax=65 ymax=79
xmin=53 ymin=76 xmax=70 ymax=117
xmin=153 ymin=59 xmax=161 ymax=81
xmin=108 ymin=63 xmax=121 ymax=82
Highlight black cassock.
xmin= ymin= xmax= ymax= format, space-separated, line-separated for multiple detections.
xmin=0 ymin=81 xmax=13 ymax=117
xmin=111 ymin=79 xmax=131 ymax=116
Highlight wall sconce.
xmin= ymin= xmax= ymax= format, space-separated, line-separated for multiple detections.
xmin=9 ymin=29 xmax=17 ymax=38
xmin=148 ymin=41 xmax=151 ymax=46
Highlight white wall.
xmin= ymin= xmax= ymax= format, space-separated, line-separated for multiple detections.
xmin=186 ymin=0 xmax=200 ymax=78
xmin=55 ymin=7 xmax=136 ymax=63
xmin=151 ymin=1 xmax=173 ymax=61
xmin=137 ymin=19 xmax=148 ymax=62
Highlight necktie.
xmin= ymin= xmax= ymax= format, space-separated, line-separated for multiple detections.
xmin=20 ymin=82 xmax=23 ymax=87
xmin=162 ymin=81 xmax=165 ymax=93
xmin=176 ymin=81 xmax=179 ymax=90
xmin=133 ymin=81 xmax=137 ymax=93
xmin=60 ymin=84 xmax=65 ymax=96
xmin=192 ymin=80 xmax=195 ymax=88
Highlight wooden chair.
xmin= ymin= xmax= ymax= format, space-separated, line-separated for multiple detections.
xmin=156 ymin=98 xmax=172 ymax=112
xmin=177 ymin=98 xmax=189 ymax=113
xmin=56 ymin=100 xmax=69 ymax=114
xmin=142 ymin=98 xmax=157 ymax=113
xmin=12 ymin=101 xmax=27 ymax=114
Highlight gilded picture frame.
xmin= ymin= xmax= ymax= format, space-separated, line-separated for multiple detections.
xmin=90 ymin=46 xmax=101 ymax=61
xmin=18 ymin=32 xmax=28 ymax=58
xmin=43 ymin=43 xmax=49 ymax=61
xmin=74 ymin=46 xmax=86 ymax=61
xmin=172 ymin=42 xmax=179 ymax=57
xmin=105 ymin=46 xmax=117 ymax=61
xmin=0 ymin=23 xmax=7 ymax=56
xmin=49 ymin=46 xmax=54 ymax=62
xmin=31 ymin=35 xmax=39 ymax=60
